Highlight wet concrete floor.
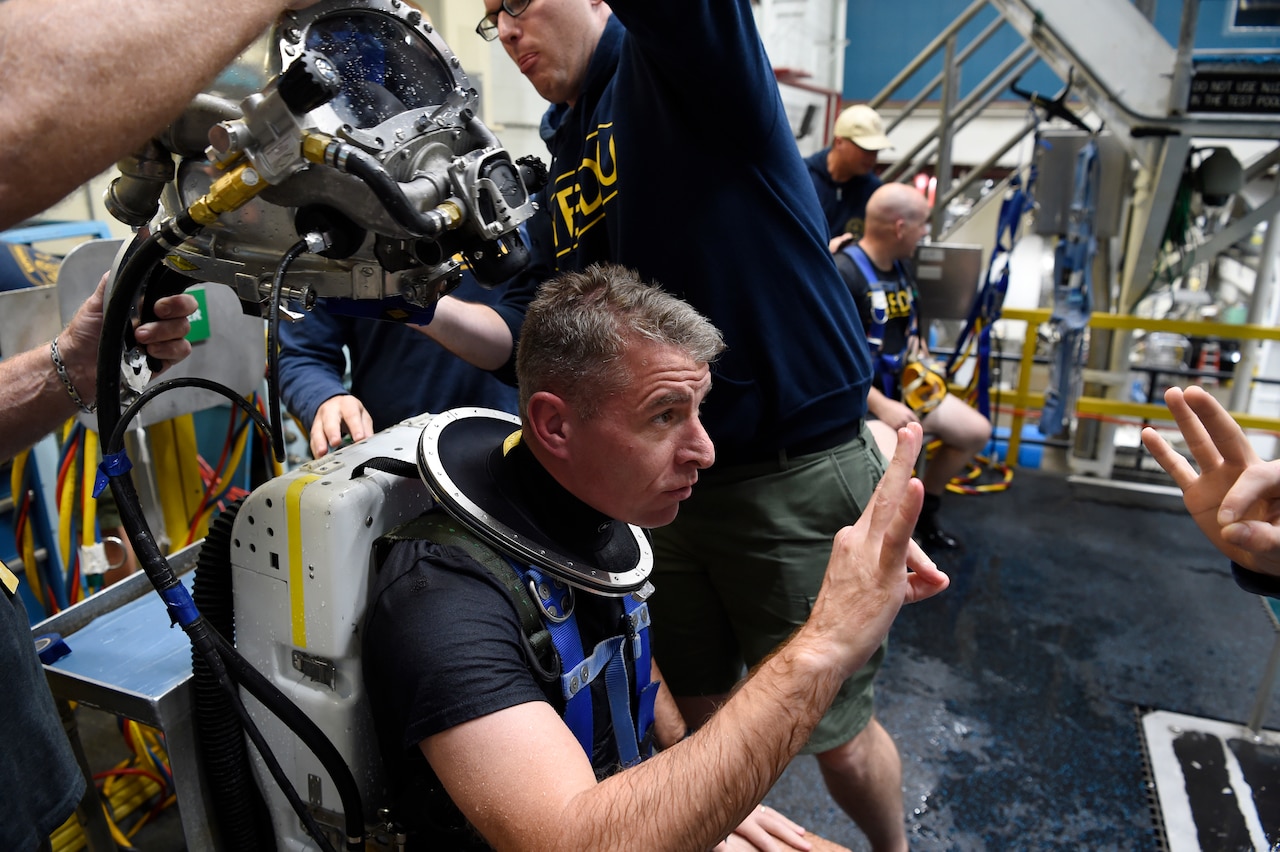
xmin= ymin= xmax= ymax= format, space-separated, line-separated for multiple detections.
xmin=764 ymin=466 xmax=1280 ymax=851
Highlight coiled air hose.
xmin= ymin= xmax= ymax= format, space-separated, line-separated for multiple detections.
xmin=95 ymin=218 xmax=366 ymax=852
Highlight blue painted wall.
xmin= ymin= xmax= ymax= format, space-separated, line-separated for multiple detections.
xmin=841 ymin=0 xmax=1280 ymax=103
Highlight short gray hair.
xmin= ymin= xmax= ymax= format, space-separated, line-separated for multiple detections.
xmin=516 ymin=263 xmax=725 ymax=419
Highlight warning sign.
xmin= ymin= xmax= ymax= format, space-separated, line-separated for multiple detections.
xmin=1188 ymin=70 xmax=1280 ymax=114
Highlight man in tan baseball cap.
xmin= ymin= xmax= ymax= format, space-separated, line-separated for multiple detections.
xmin=805 ymin=104 xmax=893 ymax=251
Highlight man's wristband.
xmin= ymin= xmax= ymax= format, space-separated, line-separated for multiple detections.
xmin=50 ymin=336 xmax=96 ymax=414
xmin=1230 ymin=561 xmax=1280 ymax=599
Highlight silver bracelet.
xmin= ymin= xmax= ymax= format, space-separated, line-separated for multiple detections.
xmin=49 ymin=335 xmax=96 ymax=414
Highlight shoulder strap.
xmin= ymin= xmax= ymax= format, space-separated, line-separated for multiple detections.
xmin=841 ymin=244 xmax=889 ymax=354
xmin=840 ymin=243 xmax=883 ymax=293
xmin=377 ymin=512 xmax=557 ymax=672
xmin=378 ymin=511 xmax=656 ymax=766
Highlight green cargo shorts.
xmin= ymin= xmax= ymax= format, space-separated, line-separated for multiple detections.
xmin=648 ymin=422 xmax=888 ymax=754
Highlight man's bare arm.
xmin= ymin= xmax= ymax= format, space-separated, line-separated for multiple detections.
xmin=412 ymin=296 xmax=514 ymax=371
xmin=0 ymin=0 xmax=304 ymax=229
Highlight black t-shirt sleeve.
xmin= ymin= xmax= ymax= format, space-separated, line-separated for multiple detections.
xmin=363 ymin=540 xmax=550 ymax=754
xmin=1232 ymin=561 xmax=1280 ymax=598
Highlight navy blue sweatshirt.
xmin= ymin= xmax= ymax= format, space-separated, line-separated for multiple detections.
xmin=529 ymin=2 xmax=873 ymax=464
xmin=803 ymin=150 xmax=883 ymax=241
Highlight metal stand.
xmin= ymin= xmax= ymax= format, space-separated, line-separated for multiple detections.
xmin=1247 ymin=597 xmax=1280 ymax=736
xmin=56 ymin=696 xmax=118 ymax=852
xmin=32 ymin=546 xmax=219 ymax=851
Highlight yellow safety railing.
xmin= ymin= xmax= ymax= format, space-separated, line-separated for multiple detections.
xmin=998 ymin=307 xmax=1280 ymax=465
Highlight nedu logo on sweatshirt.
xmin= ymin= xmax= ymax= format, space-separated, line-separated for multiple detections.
xmin=550 ymin=122 xmax=618 ymax=260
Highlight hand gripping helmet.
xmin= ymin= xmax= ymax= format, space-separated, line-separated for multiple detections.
xmin=105 ymin=0 xmax=546 ymax=318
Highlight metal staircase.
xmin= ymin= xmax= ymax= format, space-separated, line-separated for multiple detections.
xmin=875 ymin=0 xmax=1280 ymax=485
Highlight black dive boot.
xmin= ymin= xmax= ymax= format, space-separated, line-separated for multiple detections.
xmin=914 ymin=493 xmax=960 ymax=551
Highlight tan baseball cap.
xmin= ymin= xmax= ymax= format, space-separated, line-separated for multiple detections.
xmin=834 ymin=104 xmax=892 ymax=151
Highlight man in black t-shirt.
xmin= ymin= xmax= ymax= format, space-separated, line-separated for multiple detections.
xmin=835 ymin=184 xmax=992 ymax=552
xmin=362 ymin=264 xmax=949 ymax=851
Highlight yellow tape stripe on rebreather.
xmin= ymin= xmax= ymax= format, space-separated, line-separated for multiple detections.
xmin=285 ymin=474 xmax=321 ymax=647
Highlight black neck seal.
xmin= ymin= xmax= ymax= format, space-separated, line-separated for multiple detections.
xmin=417 ymin=408 xmax=653 ymax=596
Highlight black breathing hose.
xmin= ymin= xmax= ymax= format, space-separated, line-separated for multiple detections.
xmin=463 ymin=107 xmax=499 ymax=150
xmin=340 ymin=145 xmax=452 ymax=239
xmin=95 ymin=219 xmax=366 ymax=852
xmin=267 ymin=239 xmax=308 ymax=463
xmin=192 ymin=498 xmax=276 ymax=851
xmin=110 ymin=376 xmax=274 ymax=457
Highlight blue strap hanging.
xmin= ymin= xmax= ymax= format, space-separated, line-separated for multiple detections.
xmin=1040 ymin=139 xmax=1099 ymax=437
xmin=536 ymin=574 xmax=594 ymax=755
xmin=626 ymin=594 xmax=657 ymax=762
xmin=945 ymin=171 xmax=1035 ymax=421
xmin=600 ymin=635 xmax=639 ymax=765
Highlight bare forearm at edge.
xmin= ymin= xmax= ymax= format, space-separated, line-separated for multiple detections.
xmin=0 ymin=0 xmax=291 ymax=228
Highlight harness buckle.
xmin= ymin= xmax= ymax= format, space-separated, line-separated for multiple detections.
xmin=527 ymin=576 xmax=574 ymax=623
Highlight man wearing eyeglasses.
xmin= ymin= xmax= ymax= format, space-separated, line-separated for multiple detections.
xmin=448 ymin=1 xmax=925 ymax=850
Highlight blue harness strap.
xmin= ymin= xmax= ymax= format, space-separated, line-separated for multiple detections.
xmin=1040 ymin=138 xmax=1098 ymax=437
xmin=386 ymin=514 xmax=657 ymax=766
xmin=945 ymin=172 xmax=1035 ymax=420
xmin=521 ymin=563 xmax=655 ymax=767
xmin=629 ymin=595 xmax=657 ymax=762
xmin=841 ymin=244 xmax=916 ymax=397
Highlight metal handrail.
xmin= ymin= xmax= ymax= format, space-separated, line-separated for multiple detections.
xmin=882 ymin=14 xmax=1008 ymax=135
xmin=866 ymin=2 xmax=1046 ymax=241
xmin=868 ymin=0 xmax=987 ymax=110
xmin=882 ymin=46 xmax=1036 ymax=184
xmin=998 ymin=307 xmax=1280 ymax=464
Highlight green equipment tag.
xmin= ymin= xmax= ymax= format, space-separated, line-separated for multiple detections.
xmin=186 ymin=287 xmax=211 ymax=343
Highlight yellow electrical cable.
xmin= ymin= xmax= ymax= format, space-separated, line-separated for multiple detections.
xmin=81 ymin=429 xmax=98 ymax=546
xmin=51 ymin=777 xmax=165 ymax=851
xmin=57 ymin=435 xmax=77 ymax=596
xmin=11 ymin=450 xmax=45 ymax=610
xmin=947 ymin=455 xmax=1014 ymax=494
xmin=226 ymin=408 xmax=251 ymax=476
xmin=111 ymin=784 xmax=164 ymax=821
xmin=223 ymin=415 xmax=252 ymax=488
xmin=189 ymin=417 xmax=253 ymax=547
xmin=49 ymin=821 xmax=83 ymax=852
xmin=11 ymin=450 xmax=23 ymax=502
xmin=103 ymin=810 xmax=134 ymax=850
xmin=49 ymin=718 xmax=174 ymax=852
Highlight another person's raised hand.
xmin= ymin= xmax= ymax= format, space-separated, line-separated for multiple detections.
xmin=1142 ymin=386 xmax=1280 ymax=578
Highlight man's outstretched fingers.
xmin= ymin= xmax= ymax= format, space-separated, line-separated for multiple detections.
xmin=1163 ymin=387 xmax=1223 ymax=473
xmin=1141 ymin=426 xmax=1198 ymax=490
xmin=1183 ymin=385 xmax=1260 ymax=469
xmin=861 ymin=423 xmax=921 ymax=540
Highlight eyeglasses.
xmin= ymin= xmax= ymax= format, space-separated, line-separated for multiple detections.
xmin=476 ymin=0 xmax=533 ymax=41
